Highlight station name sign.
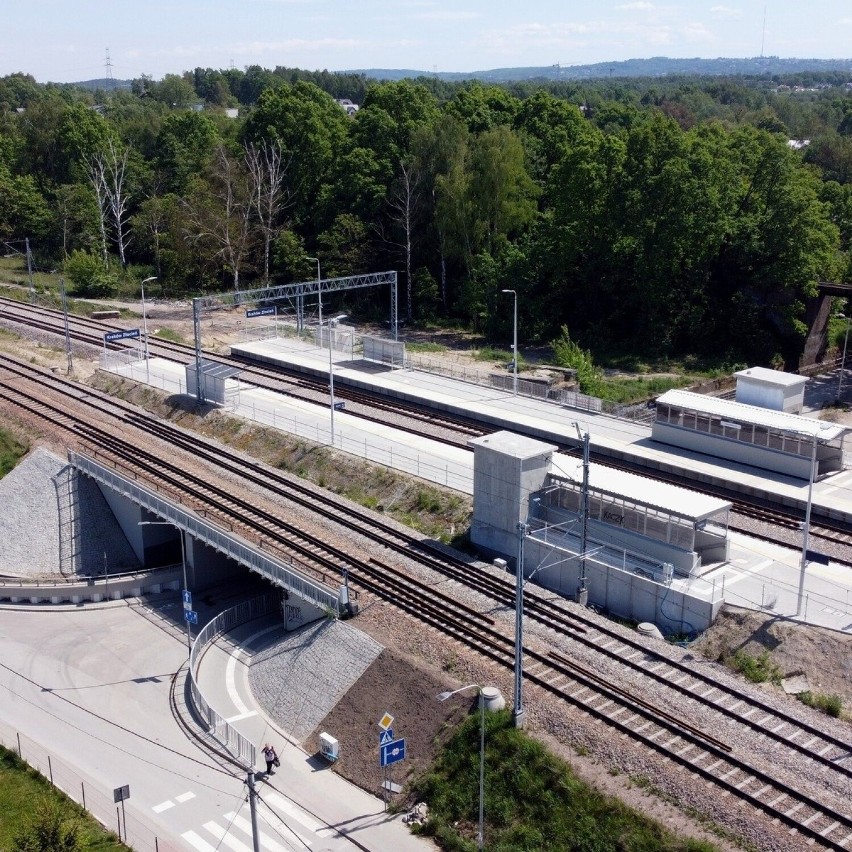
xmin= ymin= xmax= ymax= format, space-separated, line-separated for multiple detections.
xmin=246 ymin=306 xmax=276 ymax=318
xmin=104 ymin=328 xmax=141 ymax=342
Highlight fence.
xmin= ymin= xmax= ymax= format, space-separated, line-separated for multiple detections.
xmin=188 ymin=593 xmax=279 ymax=770
xmin=0 ymin=720 xmax=183 ymax=851
xmin=233 ymin=392 xmax=473 ymax=492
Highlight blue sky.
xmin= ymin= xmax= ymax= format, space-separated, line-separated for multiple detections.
xmin=5 ymin=0 xmax=852 ymax=84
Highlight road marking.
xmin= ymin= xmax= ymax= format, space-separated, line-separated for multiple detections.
xmin=204 ymin=820 xmax=254 ymax=852
xmin=152 ymin=800 xmax=174 ymax=813
xmin=263 ymin=791 xmax=332 ymax=836
xmin=225 ymin=625 xmax=282 ymax=715
xmin=176 ymin=791 xmax=196 ymax=803
xmin=225 ymin=710 xmax=258 ymax=723
xmin=224 ymin=812 xmax=293 ymax=852
xmin=181 ymin=830 xmax=217 ymax=851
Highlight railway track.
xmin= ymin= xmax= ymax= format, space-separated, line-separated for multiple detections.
xmin=3 ymin=357 xmax=852 ymax=847
xmin=4 ymin=297 xmax=851 ymax=548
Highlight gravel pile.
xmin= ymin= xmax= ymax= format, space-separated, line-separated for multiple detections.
xmin=248 ymin=618 xmax=383 ymax=742
xmin=0 ymin=447 xmax=140 ymax=578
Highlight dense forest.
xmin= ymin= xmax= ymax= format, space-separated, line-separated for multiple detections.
xmin=2 ymin=65 xmax=852 ymax=367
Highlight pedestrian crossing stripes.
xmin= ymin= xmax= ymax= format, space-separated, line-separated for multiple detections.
xmin=180 ymin=791 xmax=333 ymax=851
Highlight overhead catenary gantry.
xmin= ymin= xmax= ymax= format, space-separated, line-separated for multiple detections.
xmin=190 ymin=271 xmax=398 ymax=403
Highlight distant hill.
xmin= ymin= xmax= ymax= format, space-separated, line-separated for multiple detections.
xmin=349 ymin=56 xmax=852 ymax=83
xmin=71 ymin=78 xmax=133 ymax=91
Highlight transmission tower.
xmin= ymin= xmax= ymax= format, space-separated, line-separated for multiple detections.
xmin=105 ymin=48 xmax=115 ymax=89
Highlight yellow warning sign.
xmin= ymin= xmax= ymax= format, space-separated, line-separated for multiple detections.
xmin=378 ymin=712 xmax=394 ymax=730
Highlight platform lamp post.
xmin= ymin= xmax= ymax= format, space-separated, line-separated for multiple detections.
xmin=837 ymin=316 xmax=850 ymax=402
xmin=436 ymin=684 xmax=485 ymax=852
xmin=140 ymin=276 xmax=157 ymax=382
xmin=501 ymin=289 xmax=518 ymax=395
xmin=138 ymin=520 xmax=190 ymax=654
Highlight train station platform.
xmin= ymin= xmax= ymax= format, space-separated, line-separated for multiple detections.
xmin=226 ymin=336 xmax=852 ymax=525
xmin=103 ymin=350 xmax=852 ymax=635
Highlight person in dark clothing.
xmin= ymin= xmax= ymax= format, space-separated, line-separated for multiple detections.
xmin=262 ymin=743 xmax=278 ymax=775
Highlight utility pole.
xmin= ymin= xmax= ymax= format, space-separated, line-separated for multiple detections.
xmin=61 ymin=278 xmax=73 ymax=374
xmin=513 ymin=521 xmax=527 ymax=728
xmin=575 ymin=424 xmax=590 ymax=605
xmin=246 ymin=770 xmax=261 ymax=852
xmin=25 ymin=237 xmax=35 ymax=304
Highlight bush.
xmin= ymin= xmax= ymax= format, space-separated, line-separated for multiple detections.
xmin=13 ymin=799 xmax=81 ymax=852
xmin=728 ymin=649 xmax=783 ymax=685
xmin=63 ymin=251 xmax=117 ymax=298
xmin=797 ymin=691 xmax=843 ymax=718
xmin=551 ymin=326 xmax=603 ymax=395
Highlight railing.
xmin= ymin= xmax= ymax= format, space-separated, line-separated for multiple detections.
xmin=233 ymin=393 xmax=473 ymax=493
xmin=68 ymin=452 xmax=341 ymax=613
xmin=188 ymin=593 xmax=278 ymax=769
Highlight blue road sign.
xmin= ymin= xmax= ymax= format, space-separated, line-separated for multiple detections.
xmin=184 ymin=610 xmax=198 ymax=624
xmin=246 ymin=307 xmax=276 ymax=318
xmin=104 ymin=328 xmax=141 ymax=342
xmin=182 ymin=589 xmax=192 ymax=605
xmin=380 ymin=738 xmax=406 ymax=767
xmin=379 ymin=728 xmax=394 ymax=745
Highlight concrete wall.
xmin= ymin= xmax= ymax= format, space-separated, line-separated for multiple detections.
xmin=470 ymin=434 xmax=555 ymax=560
xmin=525 ymin=537 xmax=720 ymax=634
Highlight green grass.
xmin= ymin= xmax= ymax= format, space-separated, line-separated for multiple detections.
xmin=595 ymin=375 xmax=695 ymax=404
xmin=153 ymin=327 xmax=185 ymax=344
xmin=411 ymin=710 xmax=720 ymax=851
xmin=0 ymin=428 xmax=28 ymax=479
xmin=726 ymin=649 xmax=783 ymax=685
xmin=797 ymin=691 xmax=843 ymax=718
xmin=407 ymin=341 xmax=449 ymax=354
xmin=0 ymin=745 xmax=125 ymax=851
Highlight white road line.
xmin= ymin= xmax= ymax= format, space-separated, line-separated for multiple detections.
xmin=181 ymin=830 xmax=217 ymax=851
xmin=204 ymin=820 xmax=254 ymax=852
xmin=256 ymin=799 xmax=316 ymax=847
xmin=224 ymin=812 xmax=294 ymax=852
xmin=225 ymin=625 xmax=282 ymax=715
xmin=263 ymin=791 xmax=332 ymax=836
xmin=151 ymin=800 xmax=175 ymax=813
xmin=225 ymin=710 xmax=258 ymax=723
xmin=175 ymin=791 xmax=196 ymax=803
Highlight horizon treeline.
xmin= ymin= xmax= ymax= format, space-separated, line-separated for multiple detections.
xmin=2 ymin=65 xmax=852 ymax=366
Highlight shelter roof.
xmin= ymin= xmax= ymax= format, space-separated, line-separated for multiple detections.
xmin=549 ymin=455 xmax=731 ymax=522
xmin=656 ymin=390 xmax=848 ymax=441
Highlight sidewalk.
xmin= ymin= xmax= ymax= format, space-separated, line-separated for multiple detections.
xmin=193 ymin=617 xmax=437 ymax=852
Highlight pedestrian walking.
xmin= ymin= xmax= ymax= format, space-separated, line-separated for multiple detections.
xmin=262 ymin=743 xmax=278 ymax=775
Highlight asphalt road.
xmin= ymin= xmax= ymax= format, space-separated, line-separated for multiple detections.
xmin=0 ymin=597 xmax=431 ymax=851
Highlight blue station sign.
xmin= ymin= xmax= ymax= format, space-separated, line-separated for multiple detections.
xmin=246 ymin=307 xmax=276 ymax=318
xmin=104 ymin=328 xmax=141 ymax=342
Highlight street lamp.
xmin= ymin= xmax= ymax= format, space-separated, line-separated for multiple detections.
xmin=837 ymin=316 xmax=850 ymax=403
xmin=140 ymin=276 xmax=157 ymax=381
xmin=501 ymin=289 xmax=518 ymax=396
xmin=138 ymin=521 xmax=190 ymax=653
xmin=437 ymin=684 xmax=486 ymax=852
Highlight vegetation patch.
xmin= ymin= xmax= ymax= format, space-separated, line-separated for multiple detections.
xmin=411 ymin=710 xmax=718 ymax=851
xmin=0 ymin=427 xmax=28 ymax=479
xmin=796 ymin=691 xmax=843 ymax=718
xmin=725 ymin=649 xmax=783 ymax=685
xmin=0 ymin=744 xmax=124 ymax=851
